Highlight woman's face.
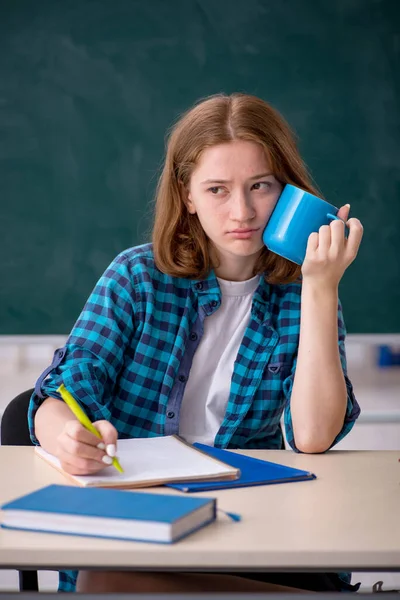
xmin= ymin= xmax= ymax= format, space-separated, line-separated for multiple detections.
xmin=187 ymin=140 xmax=282 ymax=280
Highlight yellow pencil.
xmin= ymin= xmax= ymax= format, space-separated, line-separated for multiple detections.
xmin=57 ymin=384 xmax=124 ymax=474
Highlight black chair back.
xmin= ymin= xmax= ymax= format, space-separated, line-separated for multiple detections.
xmin=1 ymin=389 xmax=34 ymax=446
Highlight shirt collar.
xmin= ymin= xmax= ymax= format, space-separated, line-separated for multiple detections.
xmin=191 ymin=270 xmax=274 ymax=318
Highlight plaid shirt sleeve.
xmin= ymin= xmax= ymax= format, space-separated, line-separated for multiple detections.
xmin=283 ymin=299 xmax=360 ymax=452
xmin=28 ymin=252 xmax=136 ymax=444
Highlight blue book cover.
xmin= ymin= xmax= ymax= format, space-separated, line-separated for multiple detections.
xmin=1 ymin=484 xmax=216 ymax=543
xmin=167 ymin=444 xmax=316 ymax=492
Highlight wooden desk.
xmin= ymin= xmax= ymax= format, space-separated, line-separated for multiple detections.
xmin=0 ymin=448 xmax=399 ymax=573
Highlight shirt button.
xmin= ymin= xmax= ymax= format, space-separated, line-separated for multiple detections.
xmin=189 ymin=332 xmax=198 ymax=341
xmin=210 ymin=300 xmax=218 ymax=307
xmin=167 ymin=411 xmax=175 ymax=419
xmin=58 ymin=349 xmax=64 ymax=358
xmin=196 ymin=282 xmax=203 ymax=290
xmin=178 ymin=374 xmax=187 ymax=383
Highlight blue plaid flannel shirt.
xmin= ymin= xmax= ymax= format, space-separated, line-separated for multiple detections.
xmin=29 ymin=243 xmax=360 ymax=592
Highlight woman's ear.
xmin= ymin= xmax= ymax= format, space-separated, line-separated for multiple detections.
xmin=186 ymin=191 xmax=197 ymax=215
xmin=180 ymin=181 xmax=196 ymax=214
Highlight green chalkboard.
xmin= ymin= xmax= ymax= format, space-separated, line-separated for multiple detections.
xmin=1 ymin=0 xmax=399 ymax=334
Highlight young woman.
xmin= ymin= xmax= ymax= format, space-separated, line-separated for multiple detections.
xmin=29 ymin=93 xmax=363 ymax=594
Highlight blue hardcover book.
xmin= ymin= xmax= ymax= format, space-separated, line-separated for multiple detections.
xmin=0 ymin=484 xmax=216 ymax=543
xmin=167 ymin=444 xmax=316 ymax=492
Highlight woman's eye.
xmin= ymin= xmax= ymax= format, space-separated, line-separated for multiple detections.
xmin=208 ymin=186 xmax=224 ymax=195
xmin=252 ymin=181 xmax=272 ymax=191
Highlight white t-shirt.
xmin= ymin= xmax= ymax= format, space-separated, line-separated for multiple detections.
xmin=179 ymin=274 xmax=260 ymax=446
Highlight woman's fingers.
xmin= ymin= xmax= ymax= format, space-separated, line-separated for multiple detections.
xmin=61 ymin=434 xmax=106 ymax=462
xmin=64 ymin=420 xmax=101 ymax=446
xmin=59 ymin=455 xmax=108 ymax=476
xmin=303 ymin=209 xmax=363 ymax=284
xmin=336 ymin=204 xmax=350 ymax=221
xmin=56 ymin=420 xmax=118 ymax=475
xmin=306 ymin=231 xmax=319 ymax=254
xmin=329 ymin=218 xmax=346 ymax=256
xmin=93 ymin=420 xmax=118 ymax=457
xmin=317 ymin=224 xmax=331 ymax=256
xmin=344 ymin=218 xmax=363 ymax=264
xmin=57 ymin=437 xmax=114 ymax=475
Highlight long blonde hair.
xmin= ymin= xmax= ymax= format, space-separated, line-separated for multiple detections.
xmin=152 ymin=93 xmax=321 ymax=284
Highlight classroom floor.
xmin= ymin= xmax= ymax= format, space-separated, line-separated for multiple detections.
xmin=1 ymin=340 xmax=399 ymax=592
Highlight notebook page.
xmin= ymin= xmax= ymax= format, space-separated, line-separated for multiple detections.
xmin=35 ymin=436 xmax=237 ymax=487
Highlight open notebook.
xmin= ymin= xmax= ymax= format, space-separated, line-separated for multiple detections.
xmin=35 ymin=435 xmax=240 ymax=489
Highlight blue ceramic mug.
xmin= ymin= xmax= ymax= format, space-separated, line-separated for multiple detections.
xmin=262 ymin=184 xmax=346 ymax=265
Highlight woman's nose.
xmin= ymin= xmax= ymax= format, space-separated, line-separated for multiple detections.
xmin=229 ymin=191 xmax=256 ymax=222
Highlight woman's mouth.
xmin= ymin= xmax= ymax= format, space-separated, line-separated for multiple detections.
xmin=227 ymin=228 xmax=260 ymax=239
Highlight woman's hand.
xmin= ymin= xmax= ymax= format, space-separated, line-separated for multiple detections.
xmin=56 ymin=419 xmax=118 ymax=475
xmin=301 ymin=204 xmax=363 ymax=288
